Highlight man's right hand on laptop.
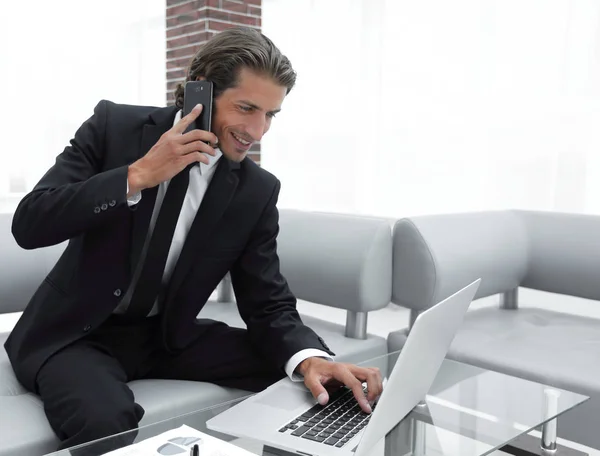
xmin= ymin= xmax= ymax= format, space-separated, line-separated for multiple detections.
xmin=296 ymin=358 xmax=383 ymax=414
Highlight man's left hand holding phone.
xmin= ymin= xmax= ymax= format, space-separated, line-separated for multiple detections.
xmin=127 ymin=80 xmax=216 ymax=197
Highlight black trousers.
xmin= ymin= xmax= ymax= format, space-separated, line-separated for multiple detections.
xmin=35 ymin=315 xmax=284 ymax=455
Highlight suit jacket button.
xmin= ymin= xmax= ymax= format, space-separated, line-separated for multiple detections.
xmin=83 ymin=324 xmax=92 ymax=332
xmin=101 ymin=203 xmax=108 ymax=211
xmin=109 ymin=200 xmax=117 ymax=207
xmin=113 ymin=289 xmax=122 ymax=297
xmin=94 ymin=207 xmax=101 ymax=214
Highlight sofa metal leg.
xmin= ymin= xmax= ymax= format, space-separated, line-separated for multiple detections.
xmin=409 ymin=309 xmax=419 ymax=330
xmin=217 ymin=273 xmax=233 ymax=303
xmin=499 ymin=288 xmax=519 ymax=310
xmin=345 ymin=311 xmax=368 ymax=340
xmin=410 ymin=416 xmax=427 ymax=456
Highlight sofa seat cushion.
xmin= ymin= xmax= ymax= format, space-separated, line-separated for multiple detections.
xmin=0 ymin=334 xmax=28 ymax=397
xmin=389 ymin=307 xmax=600 ymax=395
xmin=198 ymin=301 xmax=389 ymax=372
xmin=0 ymin=394 xmax=58 ymax=456
xmin=0 ymin=331 xmax=249 ymax=456
xmin=447 ymin=307 xmax=600 ymax=396
xmin=388 ymin=307 xmax=600 ymax=396
xmin=131 ymin=379 xmax=249 ymax=426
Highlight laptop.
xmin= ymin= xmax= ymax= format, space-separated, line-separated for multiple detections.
xmin=207 ymin=279 xmax=481 ymax=456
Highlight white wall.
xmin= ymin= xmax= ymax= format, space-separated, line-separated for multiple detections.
xmin=261 ymin=0 xmax=600 ymax=218
xmin=0 ymin=0 xmax=166 ymax=212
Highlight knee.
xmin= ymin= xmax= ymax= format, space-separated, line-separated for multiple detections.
xmin=61 ymin=399 xmax=144 ymax=444
xmin=91 ymin=400 xmax=143 ymax=435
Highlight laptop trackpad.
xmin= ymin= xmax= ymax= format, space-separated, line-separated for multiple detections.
xmin=256 ymin=385 xmax=315 ymax=411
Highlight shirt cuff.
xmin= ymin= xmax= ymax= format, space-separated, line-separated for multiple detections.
xmin=285 ymin=349 xmax=334 ymax=382
xmin=126 ymin=178 xmax=142 ymax=206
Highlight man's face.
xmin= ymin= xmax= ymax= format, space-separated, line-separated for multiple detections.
xmin=208 ymin=68 xmax=287 ymax=162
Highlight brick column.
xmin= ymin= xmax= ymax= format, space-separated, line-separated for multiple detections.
xmin=166 ymin=0 xmax=262 ymax=164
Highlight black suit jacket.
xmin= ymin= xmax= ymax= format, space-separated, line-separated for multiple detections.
xmin=5 ymin=100 xmax=332 ymax=392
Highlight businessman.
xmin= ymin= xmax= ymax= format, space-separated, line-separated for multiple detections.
xmin=4 ymin=27 xmax=382 ymax=453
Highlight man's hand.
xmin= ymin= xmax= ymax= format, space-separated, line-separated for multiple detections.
xmin=127 ymin=104 xmax=219 ymax=196
xmin=297 ymin=357 xmax=383 ymax=414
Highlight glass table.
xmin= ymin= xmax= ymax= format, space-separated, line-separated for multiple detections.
xmin=44 ymin=349 xmax=590 ymax=456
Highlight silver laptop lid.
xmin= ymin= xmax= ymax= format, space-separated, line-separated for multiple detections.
xmin=354 ymin=279 xmax=481 ymax=456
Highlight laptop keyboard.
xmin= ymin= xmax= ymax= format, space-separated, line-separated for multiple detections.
xmin=278 ymin=387 xmax=375 ymax=448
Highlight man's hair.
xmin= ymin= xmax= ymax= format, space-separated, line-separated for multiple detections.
xmin=173 ymin=27 xmax=296 ymax=109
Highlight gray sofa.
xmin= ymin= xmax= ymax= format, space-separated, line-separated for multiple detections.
xmin=388 ymin=210 xmax=600 ymax=449
xmin=0 ymin=209 xmax=392 ymax=456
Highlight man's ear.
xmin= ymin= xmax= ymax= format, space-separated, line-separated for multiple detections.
xmin=195 ymin=76 xmax=207 ymax=81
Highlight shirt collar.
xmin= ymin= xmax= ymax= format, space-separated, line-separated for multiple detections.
xmin=173 ymin=110 xmax=222 ymax=174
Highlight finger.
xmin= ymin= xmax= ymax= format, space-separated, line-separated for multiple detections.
xmin=375 ymin=368 xmax=384 ymax=401
xmin=183 ymin=151 xmax=210 ymax=166
xmin=173 ymin=104 xmax=203 ymax=134
xmin=365 ymin=368 xmax=383 ymax=402
xmin=303 ymin=372 xmax=329 ymax=406
xmin=335 ymin=367 xmax=371 ymax=413
xmin=350 ymin=366 xmax=382 ymax=403
xmin=180 ymin=129 xmax=219 ymax=147
xmin=180 ymin=140 xmax=216 ymax=156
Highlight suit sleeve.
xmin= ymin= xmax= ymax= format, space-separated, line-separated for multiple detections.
xmin=230 ymin=180 xmax=335 ymax=370
xmin=12 ymin=100 xmax=131 ymax=249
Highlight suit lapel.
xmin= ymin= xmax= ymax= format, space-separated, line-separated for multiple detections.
xmin=165 ymin=157 xmax=240 ymax=304
xmin=130 ymin=107 xmax=177 ymax=275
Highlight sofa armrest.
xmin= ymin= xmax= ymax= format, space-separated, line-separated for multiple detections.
xmin=277 ymin=210 xmax=393 ymax=313
xmin=392 ymin=211 xmax=529 ymax=312
xmin=215 ymin=209 xmax=394 ymax=339
xmin=216 ymin=210 xmax=393 ymax=339
xmin=517 ymin=211 xmax=600 ymax=301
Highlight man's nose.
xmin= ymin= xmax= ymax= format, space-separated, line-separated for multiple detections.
xmin=247 ymin=116 xmax=268 ymax=142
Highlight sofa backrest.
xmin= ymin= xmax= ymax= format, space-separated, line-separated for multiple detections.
xmin=278 ymin=209 xmax=393 ymax=313
xmin=0 ymin=213 xmax=66 ymax=314
xmin=391 ymin=210 xmax=600 ymax=311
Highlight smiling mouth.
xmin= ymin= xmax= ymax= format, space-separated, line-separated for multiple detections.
xmin=231 ymin=132 xmax=252 ymax=148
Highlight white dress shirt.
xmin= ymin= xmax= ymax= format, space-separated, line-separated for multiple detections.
xmin=122 ymin=110 xmax=332 ymax=381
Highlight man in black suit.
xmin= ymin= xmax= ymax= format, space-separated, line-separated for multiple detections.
xmin=4 ymin=27 xmax=382 ymax=453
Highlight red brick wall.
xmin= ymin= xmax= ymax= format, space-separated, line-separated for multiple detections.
xmin=166 ymin=0 xmax=262 ymax=164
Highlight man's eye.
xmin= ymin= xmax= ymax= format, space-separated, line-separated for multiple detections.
xmin=267 ymin=112 xmax=277 ymax=119
xmin=239 ymin=105 xmax=252 ymax=112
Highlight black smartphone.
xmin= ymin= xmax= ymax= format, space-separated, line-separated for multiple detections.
xmin=182 ymin=80 xmax=213 ymax=134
